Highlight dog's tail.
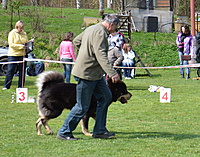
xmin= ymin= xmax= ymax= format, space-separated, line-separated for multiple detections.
xmin=36 ymin=71 xmax=64 ymax=119
xmin=36 ymin=71 xmax=64 ymax=92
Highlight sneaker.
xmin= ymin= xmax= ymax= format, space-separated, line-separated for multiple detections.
xmin=2 ymin=88 xmax=8 ymax=90
xmin=92 ymin=132 xmax=115 ymax=139
xmin=56 ymin=134 xmax=78 ymax=141
xmin=125 ymin=77 xmax=131 ymax=79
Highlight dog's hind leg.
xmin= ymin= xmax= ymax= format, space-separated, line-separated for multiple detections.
xmin=36 ymin=118 xmax=44 ymax=135
xmin=36 ymin=118 xmax=53 ymax=135
xmin=41 ymin=119 xmax=54 ymax=135
xmin=80 ymin=120 xmax=92 ymax=136
xmin=80 ymin=114 xmax=95 ymax=136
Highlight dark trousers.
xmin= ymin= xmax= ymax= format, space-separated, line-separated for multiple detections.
xmin=58 ymin=77 xmax=112 ymax=136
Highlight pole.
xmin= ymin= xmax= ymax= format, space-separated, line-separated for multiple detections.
xmin=190 ymin=0 xmax=195 ymax=36
xmin=60 ymin=0 xmax=62 ymax=18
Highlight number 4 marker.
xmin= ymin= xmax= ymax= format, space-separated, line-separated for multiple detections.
xmin=162 ymin=92 xmax=168 ymax=101
xmin=160 ymin=88 xmax=171 ymax=103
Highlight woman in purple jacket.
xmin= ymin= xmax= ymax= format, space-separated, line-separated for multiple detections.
xmin=176 ymin=25 xmax=194 ymax=79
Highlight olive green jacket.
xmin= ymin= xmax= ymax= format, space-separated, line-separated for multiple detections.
xmin=72 ymin=23 xmax=117 ymax=81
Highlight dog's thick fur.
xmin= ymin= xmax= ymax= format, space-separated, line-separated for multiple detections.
xmin=36 ymin=71 xmax=132 ymax=136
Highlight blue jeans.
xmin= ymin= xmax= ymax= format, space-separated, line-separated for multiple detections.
xmin=61 ymin=58 xmax=72 ymax=83
xmin=178 ymin=51 xmax=190 ymax=75
xmin=4 ymin=56 xmax=26 ymax=89
xmin=122 ymin=62 xmax=135 ymax=77
xmin=58 ymin=77 xmax=112 ymax=137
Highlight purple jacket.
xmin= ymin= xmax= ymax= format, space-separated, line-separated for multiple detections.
xmin=176 ymin=33 xmax=194 ymax=54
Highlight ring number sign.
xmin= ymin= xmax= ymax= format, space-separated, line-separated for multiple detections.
xmin=16 ymin=88 xmax=28 ymax=103
xmin=160 ymin=88 xmax=171 ymax=103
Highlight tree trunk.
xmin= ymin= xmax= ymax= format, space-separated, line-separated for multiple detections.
xmin=120 ymin=0 xmax=125 ymax=14
xmin=76 ymin=0 xmax=81 ymax=9
xmin=2 ymin=0 xmax=8 ymax=10
xmin=107 ymin=0 xmax=113 ymax=9
xmin=30 ymin=0 xmax=40 ymax=6
xmin=10 ymin=4 xmax=14 ymax=31
xmin=99 ymin=0 xmax=104 ymax=16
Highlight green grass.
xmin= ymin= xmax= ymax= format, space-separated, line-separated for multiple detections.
xmin=0 ymin=5 xmax=199 ymax=156
xmin=1 ymin=68 xmax=200 ymax=157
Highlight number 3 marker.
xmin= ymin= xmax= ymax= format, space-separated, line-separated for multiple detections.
xmin=16 ymin=88 xmax=28 ymax=103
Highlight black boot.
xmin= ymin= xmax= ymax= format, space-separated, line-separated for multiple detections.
xmin=181 ymin=74 xmax=184 ymax=78
xmin=186 ymin=74 xmax=190 ymax=79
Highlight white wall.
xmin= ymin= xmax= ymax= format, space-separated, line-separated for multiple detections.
xmin=130 ymin=8 xmax=173 ymax=33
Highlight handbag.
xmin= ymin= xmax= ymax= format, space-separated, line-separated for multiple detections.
xmin=181 ymin=55 xmax=191 ymax=61
xmin=25 ymin=41 xmax=34 ymax=54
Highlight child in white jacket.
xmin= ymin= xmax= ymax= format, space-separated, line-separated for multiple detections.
xmin=122 ymin=43 xmax=136 ymax=79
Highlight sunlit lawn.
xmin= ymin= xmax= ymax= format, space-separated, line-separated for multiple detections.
xmin=1 ymin=68 xmax=200 ymax=157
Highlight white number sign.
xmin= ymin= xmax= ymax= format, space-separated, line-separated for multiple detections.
xmin=16 ymin=88 xmax=28 ymax=103
xmin=160 ymin=88 xmax=171 ymax=103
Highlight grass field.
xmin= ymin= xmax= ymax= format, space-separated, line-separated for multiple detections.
xmin=1 ymin=68 xmax=200 ymax=157
xmin=0 ymin=4 xmax=199 ymax=157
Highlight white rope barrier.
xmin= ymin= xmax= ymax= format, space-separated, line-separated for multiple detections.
xmin=25 ymin=58 xmax=75 ymax=65
xmin=1 ymin=58 xmax=200 ymax=69
xmin=0 ymin=61 xmax=24 ymax=64
xmin=114 ymin=64 xmax=200 ymax=69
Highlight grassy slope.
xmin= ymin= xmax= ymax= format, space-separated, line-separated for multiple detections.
xmin=0 ymin=6 xmax=179 ymax=67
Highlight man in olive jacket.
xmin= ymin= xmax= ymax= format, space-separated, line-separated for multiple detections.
xmin=57 ymin=14 xmax=120 ymax=140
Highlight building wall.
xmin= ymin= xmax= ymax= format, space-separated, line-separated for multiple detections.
xmin=125 ymin=0 xmax=171 ymax=10
xmin=156 ymin=0 xmax=170 ymax=8
xmin=130 ymin=8 xmax=173 ymax=33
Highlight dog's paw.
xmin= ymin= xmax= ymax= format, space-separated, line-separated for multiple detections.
xmin=46 ymin=130 xmax=54 ymax=135
xmin=37 ymin=133 xmax=44 ymax=135
xmin=84 ymin=132 xmax=92 ymax=136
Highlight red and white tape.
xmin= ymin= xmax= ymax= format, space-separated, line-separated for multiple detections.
xmin=1 ymin=58 xmax=200 ymax=69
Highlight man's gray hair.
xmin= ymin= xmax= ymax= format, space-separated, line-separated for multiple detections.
xmin=103 ymin=14 xmax=120 ymax=26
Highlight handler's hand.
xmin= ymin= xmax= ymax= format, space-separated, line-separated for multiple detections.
xmin=191 ymin=54 xmax=195 ymax=58
xmin=111 ymin=73 xmax=120 ymax=83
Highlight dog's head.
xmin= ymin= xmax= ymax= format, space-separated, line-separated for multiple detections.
xmin=107 ymin=79 xmax=132 ymax=104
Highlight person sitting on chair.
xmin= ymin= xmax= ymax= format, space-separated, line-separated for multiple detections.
xmin=122 ymin=43 xmax=136 ymax=79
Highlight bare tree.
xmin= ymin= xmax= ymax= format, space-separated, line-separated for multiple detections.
xmin=107 ymin=0 xmax=113 ymax=9
xmin=174 ymin=0 xmax=190 ymax=16
xmin=99 ymin=0 xmax=104 ymax=15
xmin=76 ymin=0 xmax=81 ymax=9
xmin=8 ymin=0 xmax=22 ymax=30
xmin=195 ymin=0 xmax=200 ymax=12
xmin=30 ymin=0 xmax=40 ymax=6
xmin=2 ymin=0 xmax=8 ymax=10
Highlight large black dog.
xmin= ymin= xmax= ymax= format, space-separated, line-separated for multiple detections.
xmin=36 ymin=71 xmax=132 ymax=136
